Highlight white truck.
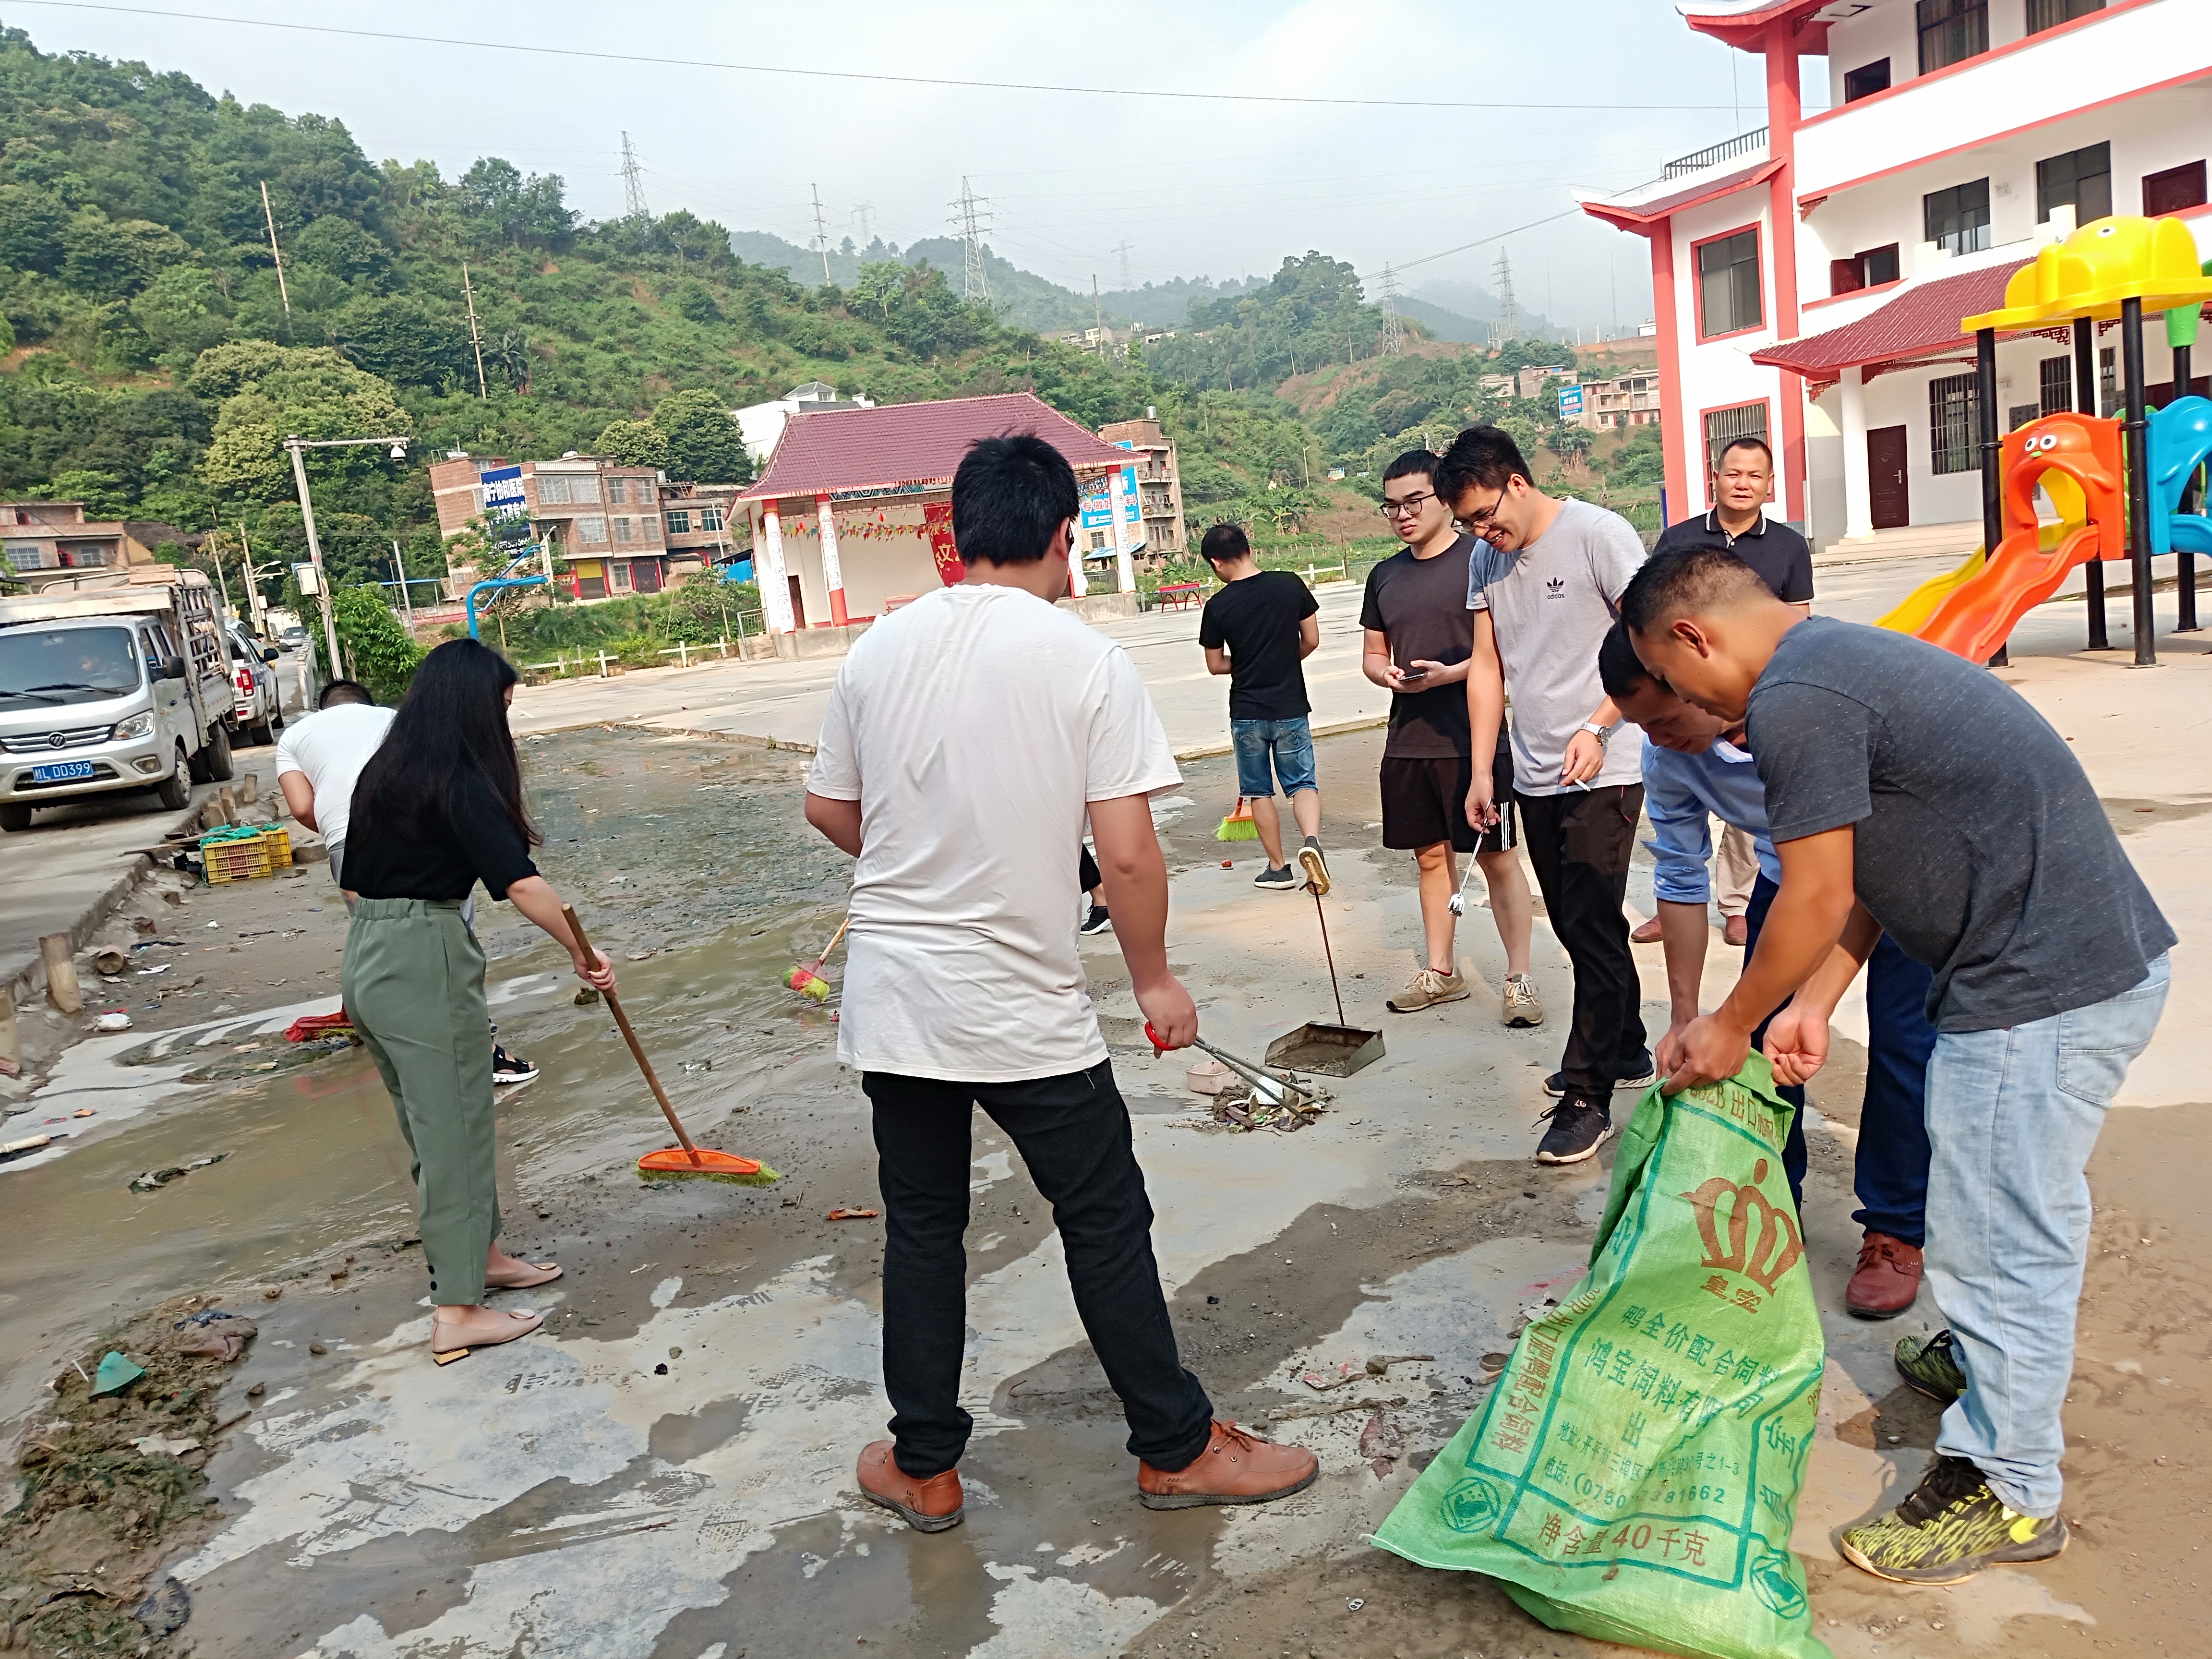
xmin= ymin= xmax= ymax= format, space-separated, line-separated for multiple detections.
xmin=0 ymin=567 xmax=238 ymax=832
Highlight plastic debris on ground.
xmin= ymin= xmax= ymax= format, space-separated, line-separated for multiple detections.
xmin=129 ymin=1153 xmax=230 ymax=1191
xmin=91 ymin=1350 xmax=145 ymax=1395
xmin=826 ymin=1207 xmax=879 ymax=1220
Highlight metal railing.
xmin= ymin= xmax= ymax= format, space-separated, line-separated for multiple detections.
xmin=1663 ymin=127 xmax=1768 ymax=180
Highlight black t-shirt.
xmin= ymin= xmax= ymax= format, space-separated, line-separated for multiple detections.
xmin=1652 ymin=510 xmax=1815 ymax=603
xmin=1747 ymin=616 xmax=2173 ymax=1031
xmin=1359 ymin=534 xmax=1476 ymax=757
xmin=343 ymin=760 xmax=541 ymax=902
xmin=1198 ymin=569 xmax=1319 ymax=720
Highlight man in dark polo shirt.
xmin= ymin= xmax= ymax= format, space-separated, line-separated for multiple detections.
xmin=1646 ymin=435 xmax=1810 ymax=949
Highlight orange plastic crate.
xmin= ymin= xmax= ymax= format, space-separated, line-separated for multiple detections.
xmin=203 ymin=837 xmax=272 ymax=884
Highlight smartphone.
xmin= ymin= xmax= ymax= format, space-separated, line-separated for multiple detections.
xmin=1398 ymin=666 xmax=1430 ymax=685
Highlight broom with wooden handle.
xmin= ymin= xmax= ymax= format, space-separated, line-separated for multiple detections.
xmin=564 ymin=906 xmax=779 ymax=1186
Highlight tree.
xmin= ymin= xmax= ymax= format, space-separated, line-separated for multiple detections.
xmin=853 ymin=260 xmax=903 ymax=322
xmin=653 ymin=389 xmax=747 ymax=482
xmin=196 ymin=344 xmax=411 ymax=499
xmin=330 ymin=582 xmax=424 ymax=702
xmin=334 ymin=295 xmax=470 ymax=391
xmin=593 ymin=419 xmax=667 ymax=469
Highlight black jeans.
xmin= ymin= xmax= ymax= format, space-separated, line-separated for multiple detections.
xmin=1516 ymin=784 xmax=1648 ymax=1097
xmin=862 ymin=1061 xmax=1215 ymax=1479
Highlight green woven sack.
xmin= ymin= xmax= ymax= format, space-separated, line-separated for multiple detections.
xmin=1373 ymin=1055 xmax=1830 ymax=1659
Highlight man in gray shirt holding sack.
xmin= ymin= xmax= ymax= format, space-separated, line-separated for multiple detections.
xmin=1442 ymin=425 xmax=1652 ymax=1167
xmin=1625 ymin=546 xmax=2172 ymax=1588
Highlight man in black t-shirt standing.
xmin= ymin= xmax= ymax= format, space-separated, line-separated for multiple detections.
xmin=1197 ymin=524 xmax=1323 ymax=889
xmin=1358 ymin=450 xmax=1539 ymax=1022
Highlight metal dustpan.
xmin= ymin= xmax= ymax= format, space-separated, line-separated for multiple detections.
xmin=1266 ymin=1022 xmax=1384 ymax=1077
xmin=1276 ymin=851 xmax=1384 ymax=1076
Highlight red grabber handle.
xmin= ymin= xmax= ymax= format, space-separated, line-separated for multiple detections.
xmin=1147 ymin=1021 xmax=1165 ymax=1057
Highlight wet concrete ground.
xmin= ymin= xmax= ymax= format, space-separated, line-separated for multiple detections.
xmin=3 ymin=721 xmax=2206 ymax=1659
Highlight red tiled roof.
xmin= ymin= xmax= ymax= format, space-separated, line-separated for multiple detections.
xmin=1578 ymin=158 xmax=1781 ymax=231
xmin=1749 ymin=259 xmax=2033 ymax=375
xmin=738 ymin=392 xmax=1134 ymax=502
xmin=1679 ymin=0 xmax=1832 ymax=50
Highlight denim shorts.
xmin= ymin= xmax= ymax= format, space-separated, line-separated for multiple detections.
xmin=1231 ymin=716 xmax=1317 ymax=798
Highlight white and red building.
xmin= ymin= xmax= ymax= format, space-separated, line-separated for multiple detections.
xmin=1577 ymin=0 xmax=2212 ymax=548
xmin=737 ymin=392 xmax=1146 ymax=634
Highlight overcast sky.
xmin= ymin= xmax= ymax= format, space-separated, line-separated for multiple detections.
xmin=6 ymin=0 xmax=1810 ymax=329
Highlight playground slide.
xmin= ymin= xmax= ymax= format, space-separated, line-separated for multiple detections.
xmin=1915 ymin=521 xmax=2104 ymax=663
xmin=1875 ymin=546 xmax=1985 ymax=634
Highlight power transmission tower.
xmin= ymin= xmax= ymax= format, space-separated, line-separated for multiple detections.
xmin=852 ymin=202 xmax=875 ymax=250
xmin=1491 ymin=247 xmax=1518 ymax=347
xmin=809 ymin=183 xmax=832 ymax=283
xmin=1112 ymin=240 xmax=1133 ymax=293
xmin=950 ymin=177 xmax=991 ymax=302
xmin=618 ymin=132 xmax=650 ymax=225
xmin=1379 ymin=264 xmax=1404 ymax=356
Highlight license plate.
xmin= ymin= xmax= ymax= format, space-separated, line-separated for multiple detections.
xmin=31 ymin=760 xmax=96 ymax=782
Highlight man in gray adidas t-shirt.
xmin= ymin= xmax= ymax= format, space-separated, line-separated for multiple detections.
xmin=1440 ymin=424 xmax=1650 ymax=1167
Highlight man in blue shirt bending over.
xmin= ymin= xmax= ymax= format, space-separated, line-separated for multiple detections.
xmin=1597 ymin=622 xmax=1935 ymax=1321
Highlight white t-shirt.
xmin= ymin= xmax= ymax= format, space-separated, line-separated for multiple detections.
xmin=274 ymin=703 xmax=395 ymax=849
xmin=1466 ymin=497 xmax=1647 ymax=796
xmin=807 ymin=583 xmax=1180 ymax=1082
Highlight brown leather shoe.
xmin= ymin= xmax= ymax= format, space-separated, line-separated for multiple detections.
xmin=1846 ymin=1231 xmax=1924 ymax=1320
xmin=856 ymin=1440 xmax=964 ymax=1532
xmin=1722 ymin=914 xmax=1749 ymax=947
xmin=1137 ymin=1421 xmax=1319 ymax=1510
xmin=1630 ymin=915 xmax=1664 ymax=944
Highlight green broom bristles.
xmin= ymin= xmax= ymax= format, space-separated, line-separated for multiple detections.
xmin=638 ymin=1161 xmax=782 ymax=1187
xmin=1216 ymin=799 xmax=1260 ymax=841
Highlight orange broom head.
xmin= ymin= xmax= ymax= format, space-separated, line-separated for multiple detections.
xmin=637 ymin=1146 xmax=781 ymax=1185
xmin=784 ymin=965 xmax=833 ymax=1000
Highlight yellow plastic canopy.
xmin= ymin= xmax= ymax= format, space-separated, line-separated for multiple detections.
xmin=1961 ymin=216 xmax=2212 ymax=331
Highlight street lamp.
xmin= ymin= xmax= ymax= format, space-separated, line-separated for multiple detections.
xmin=284 ymin=433 xmax=410 ymax=685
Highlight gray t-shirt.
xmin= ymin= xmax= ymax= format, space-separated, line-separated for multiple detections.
xmin=1746 ymin=616 xmax=2173 ymax=1033
xmin=1466 ymin=497 xmax=1646 ymax=795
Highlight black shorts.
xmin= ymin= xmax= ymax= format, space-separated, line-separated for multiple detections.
xmin=1379 ymin=739 xmax=1517 ymax=855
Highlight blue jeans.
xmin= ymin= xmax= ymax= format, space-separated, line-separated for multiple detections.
xmin=1926 ymin=953 xmax=2169 ymax=1516
xmin=1230 ymin=717 xmax=1317 ymax=800
xmin=1857 ymin=935 xmax=1936 ymax=1247
xmin=1741 ymin=875 xmax=1808 ymax=1204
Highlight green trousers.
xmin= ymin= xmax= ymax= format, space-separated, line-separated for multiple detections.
xmin=342 ymin=897 xmax=499 ymax=1306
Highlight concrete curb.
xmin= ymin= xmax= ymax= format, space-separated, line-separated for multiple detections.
xmin=1171 ymin=713 xmax=1389 ymax=764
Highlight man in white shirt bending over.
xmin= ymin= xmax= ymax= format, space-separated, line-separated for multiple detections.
xmin=805 ymin=433 xmax=1317 ymax=1534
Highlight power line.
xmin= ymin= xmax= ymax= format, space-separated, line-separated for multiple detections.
xmin=10 ymin=2 xmax=1758 ymax=112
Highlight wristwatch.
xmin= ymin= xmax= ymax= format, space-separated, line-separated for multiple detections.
xmin=1577 ymin=721 xmax=1612 ymax=744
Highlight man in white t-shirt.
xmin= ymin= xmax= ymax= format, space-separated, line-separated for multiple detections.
xmin=1442 ymin=424 xmax=1652 ymax=1168
xmin=805 ymin=433 xmax=1317 ymax=1534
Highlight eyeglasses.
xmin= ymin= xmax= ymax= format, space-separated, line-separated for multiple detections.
xmin=1456 ymin=490 xmax=1505 ymax=527
xmin=1379 ymin=492 xmax=1437 ymax=519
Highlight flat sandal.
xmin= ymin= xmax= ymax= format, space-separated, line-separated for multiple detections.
xmin=430 ymin=1309 xmax=544 ymax=1366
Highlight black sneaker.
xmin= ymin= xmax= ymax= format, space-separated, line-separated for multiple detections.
xmin=1079 ymin=903 xmax=1113 ymax=936
xmin=492 ymin=1045 xmax=539 ymax=1085
xmin=1534 ymin=1094 xmax=1612 ymax=1164
xmin=1252 ymin=865 xmax=1298 ymax=890
xmin=1839 ymin=1455 xmax=2067 ymax=1585
xmin=1543 ymin=1053 xmax=1657 ymax=1097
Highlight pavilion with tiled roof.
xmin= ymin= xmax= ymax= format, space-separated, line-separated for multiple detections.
xmin=737 ymin=392 xmax=1143 ymax=633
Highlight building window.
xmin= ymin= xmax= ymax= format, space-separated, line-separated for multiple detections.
xmin=2038 ymin=141 xmax=2112 ymax=225
xmin=701 ymin=507 xmax=724 ymax=532
xmin=2143 ymin=159 xmax=2209 ymax=217
xmin=2039 ymin=355 xmax=2073 ymax=415
xmin=2100 ymin=346 xmax=2116 ymax=415
xmin=5 ymin=542 xmax=43 ymax=570
xmin=2025 ymin=0 xmax=2101 ymax=32
xmin=1695 ymin=228 xmax=1763 ymax=338
xmin=665 ymin=510 xmax=691 ymax=534
xmin=537 ymin=475 xmax=571 ymax=505
xmin=632 ymin=481 xmax=655 ymax=507
xmin=642 ymin=515 xmax=661 ymax=542
xmin=1829 ymin=243 xmax=1901 ymax=296
xmin=59 ymin=544 xmax=107 ymax=567
xmin=469 ymin=486 xmax=486 ymax=514
xmin=2008 ymin=402 xmax=2042 ymax=431
xmin=1916 ymin=0 xmax=1986 ymax=73
xmin=613 ymin=517 xmax=635 ymax=543
xmin=1929 ymin=373 xmax=1981 ymax=475
xmin=577 ymin=515 xmax=608 ymax=543
xmin=571 ymin=475 xmax=601 ymax=504
xmin=1843 ymin=59 xmax=1890 ymax=101
xmin=607 ymin=477 xmax=628 ymax=505
xmin=1702 ymin=402 xmax=1769 ymax=481
xmin=611 ymin=561 xmax=633 ymax=592
xmin=1924 ymin=178 xmax=1992 ymax=254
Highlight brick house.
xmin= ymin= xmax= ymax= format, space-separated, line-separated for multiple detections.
xmin=0 ymin=503 xmax=163 ymax=589
xmin=428 ymin=453 xmax=671 ymax=600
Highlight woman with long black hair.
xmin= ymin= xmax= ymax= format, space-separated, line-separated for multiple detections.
xmin=341 ymin=638 xmax=616 ymax=1364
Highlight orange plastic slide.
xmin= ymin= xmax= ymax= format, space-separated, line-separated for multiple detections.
xmin=1915 ymin=522 xmax=2104 ymax=663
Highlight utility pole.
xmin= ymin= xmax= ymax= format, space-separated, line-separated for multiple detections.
xmin=1093 ymin=275 xmax=1104 ymax=349
xmin=206 ymin=527 xmax=234 ymax=618
xmin=238 ymin=519 xmax=266 ymax=633
xmin=810 ymin=183 xmax=832 ymax=284
xmin=619 ymin=131 xmax=651 ymax=227
xmin=259 ymin=180 xmax=290 ymax=317
xmin=461 ymin=262 xmax=488 ymax=398
xmin=284 ymin=433 xmax=410 ymax=687
xmin=1379 ymin=264 xmax=1404 ymax=356
xmin=392 ymin=538 xmax=415 ymax=630
xmin=950 ymin=177 xmax=991 ymax=303
xmin=1492 ymin=247 xmax=1518 ymax=347
xmin=1113 ymin=240 xmax=1133 ymax=293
